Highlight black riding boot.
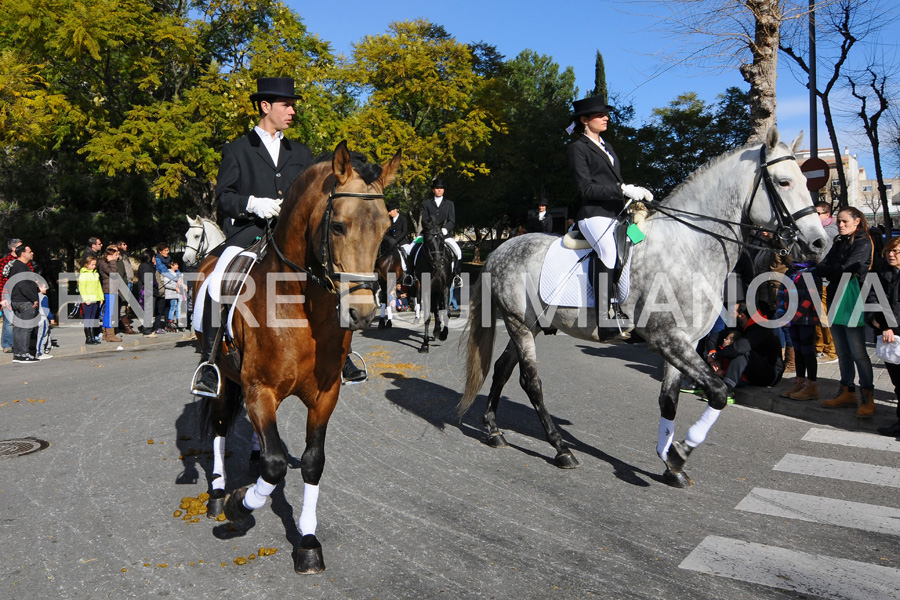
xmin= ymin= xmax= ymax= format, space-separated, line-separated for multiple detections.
xmin=342 ymin=354 xmax=367 ymax=383
xmin=193 ymin=298 xmax=220 ymax=396
xmin=591 ymin=256 xmax=632 ymax=338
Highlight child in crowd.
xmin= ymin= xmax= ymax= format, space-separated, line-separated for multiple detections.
xmin=162 ymin=259 xmax=184 ymax=330
xmin=35 ymin=284 xmax=55 ymax=359
xmin=78 ymin=256 xmax=103 ymax=345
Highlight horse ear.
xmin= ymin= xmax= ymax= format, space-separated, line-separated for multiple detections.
xmin=187 ymin=215 xmax=197 ymax=225
xmin=332 ymin=140 xmax=353 ymax=185
xmin=790 ymin=130 xmax=804 ymax=154
xmin=378 ymin=149 xmax=402 ymax=190
xmin=765 ymin=125 xmax=780 ymax=149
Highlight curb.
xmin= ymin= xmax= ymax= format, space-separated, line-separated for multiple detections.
xmin=0 ymin=327 xmax=195 ymax=365
xmin=734 ymin=379 xmax=896 ymax=433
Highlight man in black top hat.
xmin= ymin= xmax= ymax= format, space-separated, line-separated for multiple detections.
xmin=194 ymin=77 xmax=365 ymax=396
xmin=526 ymin=199 xmax=554 ymax=233
xmin=419 ymin=178 xmax=461 ymax=277
xmin=381 ymin=201 xmax=410 ymax=256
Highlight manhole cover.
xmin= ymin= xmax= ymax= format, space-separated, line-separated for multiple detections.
xmin=0 ymin=438 xmax=50 ymax=458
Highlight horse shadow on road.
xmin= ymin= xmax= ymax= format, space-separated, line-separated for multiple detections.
xmin=381 ymin=372 xmax=664 ymax=487
xmin=576 ymin=343 xmax=664 ymax=381
xmin=361 ymin=320 xmax=454 ymax=353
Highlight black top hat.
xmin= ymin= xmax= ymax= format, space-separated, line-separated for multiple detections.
xmin=572 ymin=96 xmax=614 ymax=118
xmin=386 ymin=200 xmax=399 ymax=211
xmin=537 ymin=198 xmax=549 ymax=208
xmin=431 ymin=178 xmax=445 ymax=189
xmin=250 ymin=77 xmax=301 ymax=102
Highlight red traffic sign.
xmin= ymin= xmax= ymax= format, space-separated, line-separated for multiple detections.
xmin=800 ymin=157 xmax=830 ymax=191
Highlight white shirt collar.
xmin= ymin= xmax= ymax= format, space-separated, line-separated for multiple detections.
xmin=254 ymin=126 xmax=283 ymax=165
xmin=433 ymin=196 xmax=443 ymax=206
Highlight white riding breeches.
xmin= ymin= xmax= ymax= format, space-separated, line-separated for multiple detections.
xmin=403 ymin=239 xmax=461 ymax=261
xmin=577 ymin=216 xmax=617 ymax=270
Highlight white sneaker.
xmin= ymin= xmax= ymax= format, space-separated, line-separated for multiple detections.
xmin=37 ymin=354 xmax=53 ymax=360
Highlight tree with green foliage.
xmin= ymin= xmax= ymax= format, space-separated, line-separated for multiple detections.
xmin=592 ymin=51 xmax=608 ymax=101
xmin=0 ymin=0 xmax=345 ymax=264
xmin=338 ymin=20 xmax=500 ymax=227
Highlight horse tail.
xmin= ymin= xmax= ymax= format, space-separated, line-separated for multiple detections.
xmin=459 ymin=273 xmax=495 ymax=416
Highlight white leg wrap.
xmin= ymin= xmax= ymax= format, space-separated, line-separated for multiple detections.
xmin=656 ymin=418 xmax=675 ymax=460
xmin=386 ymin=304 xmax=393 ymax=320
xmin=298 ymin=483 xmax=320 ymax=537
xmin=212 ymin=436 xmax=226 ymax=490
xmin=251 ymin=431 xmax=260 ymax=452
xmin=685 ymin=406 xmax=722 ymax=448
xmin=242 ymin=476 xmax=276 ymax=510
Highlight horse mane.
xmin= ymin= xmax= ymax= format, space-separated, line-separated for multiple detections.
xmin=661 ymin=139 xmax=776 ymax=203
xmin=310 ymin=150 xmax=383 ymax=184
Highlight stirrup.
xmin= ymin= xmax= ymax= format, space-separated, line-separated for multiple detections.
xmin=341 ymin=351 xmax=368 ymax=385
xmin=609 ymin=304 xmax=634 ymax=340
xmin=190 ymin=363 xmax=222 ymax=398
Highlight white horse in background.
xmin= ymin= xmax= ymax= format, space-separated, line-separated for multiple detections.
xmin=183 ymin=215 xmax=225 ymax=267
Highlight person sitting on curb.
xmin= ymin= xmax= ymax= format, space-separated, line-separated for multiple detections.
xmin=703 ymin=302 xmax=785 ymax=401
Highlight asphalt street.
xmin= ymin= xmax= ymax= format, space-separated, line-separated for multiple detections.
xmin=1 ymin=312 xmax=898 ymax=599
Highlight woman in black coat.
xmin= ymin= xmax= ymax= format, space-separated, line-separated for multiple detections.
xmin=814 ymin=206 xmax=874 ymax=416
xmin=865 ymin=235 xmax=900 ymax=434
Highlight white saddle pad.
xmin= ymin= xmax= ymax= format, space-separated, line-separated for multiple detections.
xmin=192 ymin=245 xmax=258 ymax=337
xmin=538 ymin=238 xmax=632 ymax=308
xmin=539 ymin=238 xmax=594 ymax=308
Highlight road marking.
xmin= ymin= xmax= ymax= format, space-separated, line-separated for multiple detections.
xmin=735 ymin=487 xmax=900 ymax=536
xmin=774 ymin=454 xmax=900 ymax=488
xmin=680 ymin=536 xmax=900 ymax=600
xmin=802 ymin=428 xmax=900 ymax=453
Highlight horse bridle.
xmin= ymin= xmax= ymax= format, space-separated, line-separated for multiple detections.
xmin=268 ymin=180 xmax=383 ymax=296
xmin=650 ymin=145 xmax=817 ymax=255
xmin=184 ymin=222 xmax=208 ymax=264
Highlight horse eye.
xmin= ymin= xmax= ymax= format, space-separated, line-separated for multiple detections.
xmin=331 ymin=222 xmax=345 ymax=236
xmin=779 ymin=179 xmax=792 ymax=188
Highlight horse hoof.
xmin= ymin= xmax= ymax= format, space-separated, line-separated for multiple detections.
xmin=555 ymin=450 xmax=580 ymax=469
xmin=385 ymin=320 xmax=392 ymax=329
xmin=223 ymin=488 xmax=253 ymax=522
xmin=663 ymin=469 xmax=693 ymax=488
xmin=377 ymin=319 xmax=386 ymax=329
xmin=438 ymin=327 xmax=448 ymax=341
xmin=418 ymin=346 xmax=429 ymax=354
xmin=664 ymin=440 xmax=692 ymax=473
xmin=486 ymin=433 xmax=509 ymax=448
xmin=206 ymin=489 xmax=226 ymax=519
xmin=294 ymin=534 xmax=325 ymax=574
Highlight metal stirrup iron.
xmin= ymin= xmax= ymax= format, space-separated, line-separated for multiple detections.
xmin=190 ymin=324 xmax=226 ymax=398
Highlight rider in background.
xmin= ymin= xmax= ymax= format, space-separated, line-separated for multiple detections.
xmin=381 ymin=201 xmax=410 ymax=258
xmin=420 ymin=178 xmax=462 ymax=280
xmin=566 ymin=95 xmax=653 ymax=325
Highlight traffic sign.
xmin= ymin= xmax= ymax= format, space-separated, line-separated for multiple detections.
xmin=800 ymin=157 xmax=830 ymax=191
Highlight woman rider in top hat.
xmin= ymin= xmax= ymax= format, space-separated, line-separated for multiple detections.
xmin=567 ymin=95 xmax=653 ymax=326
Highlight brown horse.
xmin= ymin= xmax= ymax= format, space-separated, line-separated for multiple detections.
xmin=194 ymin=141 xmax=400 ymax=573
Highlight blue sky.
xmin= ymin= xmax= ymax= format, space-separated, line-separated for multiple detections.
xmin=289 ymin=0 xmax=898 ymax=177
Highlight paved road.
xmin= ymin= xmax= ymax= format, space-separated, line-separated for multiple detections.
xmin=1 ymin=313 xmax=898 ymax=599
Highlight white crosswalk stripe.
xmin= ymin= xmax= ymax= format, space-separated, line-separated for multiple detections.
xmin=680 ymin=426 xmax=900 ymax=597
xmin=774 ymin=453 xmax=900 ymax=488
xmin=680 ymin=536 xmax=900 ymax=600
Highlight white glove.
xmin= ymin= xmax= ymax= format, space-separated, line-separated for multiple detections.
xmin=247 ymin=196 xmax=282 ymax=219
xmin=621 ymin=184 xmax=654 ymax=202
xmin=441 ymin=228 xmax=448 ymax=236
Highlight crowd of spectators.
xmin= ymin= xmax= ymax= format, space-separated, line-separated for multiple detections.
xmin=0 ymin=236 xmax=189 ymax=363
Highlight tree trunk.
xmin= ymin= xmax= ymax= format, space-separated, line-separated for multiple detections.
xmin=740 ymin=0 xmax=782 ymax=143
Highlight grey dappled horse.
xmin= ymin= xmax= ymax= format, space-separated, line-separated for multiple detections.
xmin=183 ymin=215 xmax=225 ymax=267
xmin=459 ymin=126 xmax=828 ymax=487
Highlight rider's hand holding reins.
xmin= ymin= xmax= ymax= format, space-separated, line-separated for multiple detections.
xmin=621 ymin=184 xmax=654 ymax=202
xmin=247 ymin=196 xmax=282 ymax=219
